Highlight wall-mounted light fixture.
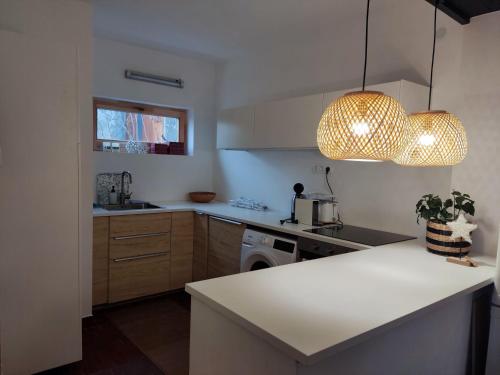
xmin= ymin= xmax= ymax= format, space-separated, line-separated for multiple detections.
xmin=124 ymin=70 xmax=184 ymax=89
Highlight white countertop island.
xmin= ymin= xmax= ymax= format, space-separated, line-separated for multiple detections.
xmin=186 ymin=240 xmax=496 ymax=375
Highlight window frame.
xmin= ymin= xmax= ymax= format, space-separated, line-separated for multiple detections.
xmin=93 ymin=98 xmax=188 ymax=155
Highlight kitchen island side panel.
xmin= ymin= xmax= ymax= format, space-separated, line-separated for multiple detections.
xmin=298 ymin=293 xmax=472 ymax=375
xmin=189 ymin=298 xmax=297 ymax=375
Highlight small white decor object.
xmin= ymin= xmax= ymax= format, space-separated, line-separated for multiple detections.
xmin=125 ymin=140 xmax=147 ymax=154
xmin=447 ymin=214 xmax=477 ymax=244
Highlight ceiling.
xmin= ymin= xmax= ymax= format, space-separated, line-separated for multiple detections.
xmin=426 ymin=0 xmax=500 ymax=24
xmin=92 ymin=0 xmax=400 ymax=61
xmin=92 ymin=0 xmax=500 ymax=62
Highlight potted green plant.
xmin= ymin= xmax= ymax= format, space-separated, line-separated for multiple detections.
xmin=416 ymin=191 xmax=476 ymax=257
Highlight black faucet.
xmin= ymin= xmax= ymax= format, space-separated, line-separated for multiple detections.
xmin=119 ymin=171 xmax=133 ymax=205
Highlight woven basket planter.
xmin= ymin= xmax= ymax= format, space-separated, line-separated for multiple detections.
xmin=426 ymin=220 xmax=471 ymax=257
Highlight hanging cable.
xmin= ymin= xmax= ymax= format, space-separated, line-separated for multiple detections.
xmin=325 ymin=166 xmax=334 ymax=196
xmin=362 ymin=0 xmax=370 ymax=91
xmin=428 ymin=0 xmax=438 ymax=110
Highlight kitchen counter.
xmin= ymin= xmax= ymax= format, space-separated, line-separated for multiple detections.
xmin=93 ymin=201 xmax=370 ymax=249
xmin=94 ymin=200 xmax=497 ymax=373
xmin=186 ymin=240 xmax=496 ymax=367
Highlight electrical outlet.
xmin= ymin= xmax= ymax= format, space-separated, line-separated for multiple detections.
xmin=312 ymin=165 xmax=325 ymax=174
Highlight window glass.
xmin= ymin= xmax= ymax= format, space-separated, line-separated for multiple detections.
xmin=97 ymin=108 xmax=180 ymax=144
xmin=94 ymin=99 xmax=186 ymax=155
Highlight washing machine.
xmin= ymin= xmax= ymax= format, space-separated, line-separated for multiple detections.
xmin=240 ymin=228 xmax=297 ymax=272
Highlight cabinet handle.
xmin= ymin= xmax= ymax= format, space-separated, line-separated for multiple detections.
xmin=113 ymin=232 xmax=169 ymax=240
xmin=113 ymin=252 xmax=168 ymax=263
xmin=211 ymin=216 xmax=242 ymax=226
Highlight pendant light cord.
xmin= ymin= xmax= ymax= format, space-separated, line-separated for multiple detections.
xmin=428 ymin=1 xmax=438 ymax=110
xmin=362 ymin=0 xmax=370 ymax=91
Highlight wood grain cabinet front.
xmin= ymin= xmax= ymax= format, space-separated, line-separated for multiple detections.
xmin=92 ymin=217 xmax=109 ymax=306
xmin=108 ymin=253 xmax=170 ymax=303
xmin=170 ymin=212 xmax=194 ymax=290
xmin=110 ymin=213 xmax=172 ymax=237
xmin=207 ymin=216 xmax=246 ymax=278
xmin=192 ymin=212 xmax=209 ymax=281
xmin=108 ymin=213 xmax=172 ymax=303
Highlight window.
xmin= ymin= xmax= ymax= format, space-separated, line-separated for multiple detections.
xmin=94 ymin=98 xmax=187 ymax=155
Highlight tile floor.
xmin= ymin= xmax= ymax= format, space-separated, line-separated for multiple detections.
xmin=38 ymin=292 xmax=191 ymax=375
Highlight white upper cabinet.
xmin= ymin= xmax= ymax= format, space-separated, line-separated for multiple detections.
xmin=217 ymin=80 xmax=427 ymax=150
xmin=324 ymin=80 xmax=428 ymax=117
xmin=217 ymin=105 xmax=255 ymax=149
xmin=253 ymin=93 xmax=324 ymax=149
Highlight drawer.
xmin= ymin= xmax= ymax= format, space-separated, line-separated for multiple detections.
xmin=110 ymin=213 xmax=172 ymax=237
xmin=109 ymin=253 xmax=170 ymax=303
xmin=110 ymin=233 xmax=171 ymax=260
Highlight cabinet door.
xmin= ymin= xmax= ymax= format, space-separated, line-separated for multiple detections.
xmin=254 ymin=93 xmax=324 ymax=148
xmin=0 ymin=31 xmax=82 ymax=374
xmin=193 ymin=212 xmax=209 ymax=281
xmin=171 ymin=212 xmax=194 ymax=289
xmin=323 ymin=80 xmax=427 ymax=115
xmin=217 ymin=106 xmax=255 ymax=149
xmin=110 ymin=213 xmax=171 ymax=237
xmin=207 ymin=217 xmax=246 ymax=278
xmin=109 ymin=233 xmax=171 ymax=259
xmin=109 ymin=254 xmax=170 ymax=303
xmin=93 ymin=217 xmax=109 ymax=306
xmin=398 ymin=80 xmax=428 ymax=114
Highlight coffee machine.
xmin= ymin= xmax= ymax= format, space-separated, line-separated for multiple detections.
xmin=280 ymin=183 xmax=305 ymax=225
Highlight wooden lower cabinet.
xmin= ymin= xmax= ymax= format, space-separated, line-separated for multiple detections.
xmin=193 ymin=212 xmax=209 ymax=281
xmin=109 ymin=253 xmax=170 ymax=303
xmin=93 ymin=217 xmax=109 ymax=306
xmin=207 ymin=216 xmax=246 ymax=278
xmin=110 ymin=212 xmax=172 ymax=237
xmin=170 ymin=212 xmax=194 ymax=289
xmin=93 ymin=211 xmax=247 ymax=305
xmin=107 ymin=213 xmax=172 ymax=303
xmin=109 ymin=233 xmax=171 ymax=260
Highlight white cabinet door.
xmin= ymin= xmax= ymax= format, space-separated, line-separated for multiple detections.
xmin=0 ymin=31 xmax=81 ymax=374
xmin=398 ymin=80 xmax=429 ymax=114
xmin=324 ymin=80 xmax=427 ymax=116
xmin=254 ymin=93 xmax=324 ymax=148
xmin=323 ymin=87 xmax=355 ymax=109
xmin=217 ymin=106 xmax=255 ymax=149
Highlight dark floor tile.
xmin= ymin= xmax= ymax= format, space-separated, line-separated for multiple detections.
xmin=37 ymin=292 xmax=191 ymax=375
xmin=103 ymin=292 xmax=191 ymax=375
xmin=37 ymin=315 xmax=164 ymax=375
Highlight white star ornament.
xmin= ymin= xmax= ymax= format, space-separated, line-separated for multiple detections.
xmin=448 ymin=214 xmax=477 ymax=244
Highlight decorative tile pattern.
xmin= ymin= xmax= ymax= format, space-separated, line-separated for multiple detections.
xmin=96 ymin=173 xmax=130 ymax=205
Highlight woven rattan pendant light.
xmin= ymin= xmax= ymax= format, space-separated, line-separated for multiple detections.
xmin=394 ymin=1 xmax=467 ymax=167
xmin=317 ymin=0 xmax=409 ymax=161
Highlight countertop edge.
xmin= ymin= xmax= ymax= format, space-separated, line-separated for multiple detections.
xmin=186 ymin=276 xmax=494 ymax=366
xmin=93 ymin=202 xmax=374 ymax=249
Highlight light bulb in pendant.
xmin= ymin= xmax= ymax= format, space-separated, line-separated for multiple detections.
xmin=351 ymin=121 xmax=370 ymax=136
xmin=418 ymin=134 xmax=436 ymax=146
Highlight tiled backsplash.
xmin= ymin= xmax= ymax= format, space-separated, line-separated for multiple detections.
xmin=96 ymin=173 xmax=130 ymax=205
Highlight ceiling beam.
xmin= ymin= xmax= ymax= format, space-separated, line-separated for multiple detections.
xmin=425 ymin=0 xmax=470 ymax=25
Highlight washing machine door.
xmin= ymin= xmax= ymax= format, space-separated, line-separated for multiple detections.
xmin=241 ymin=251 xmax=279 ymax=272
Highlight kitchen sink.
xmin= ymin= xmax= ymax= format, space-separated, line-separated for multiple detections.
xmin=102 ymin=202 xmax=162 ymax=211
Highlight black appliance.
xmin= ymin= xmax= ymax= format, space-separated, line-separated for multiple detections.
xmin=280 ymin=183 xmax=305 ymax=225
xmin=304 ymin=224 xmax=416 ymax=247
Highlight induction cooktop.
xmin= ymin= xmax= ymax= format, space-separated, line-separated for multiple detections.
xmin=304 ymin=224 xmax=416 ymax=247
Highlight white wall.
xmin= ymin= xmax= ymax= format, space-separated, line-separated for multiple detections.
xmin=445 ymin=12 xmax=500 ymax=257
xmin=93 ymin=38 xmax=217 ymax=202
xmin=214 ymin=0 xmax=458 ymax=238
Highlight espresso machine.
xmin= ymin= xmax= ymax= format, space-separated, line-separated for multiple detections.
xmin=280 ymin=183 xmax=305 ymax=225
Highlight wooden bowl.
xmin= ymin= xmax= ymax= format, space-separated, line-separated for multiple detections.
xmin=189 ymin=191 xmax=216 ymax=203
